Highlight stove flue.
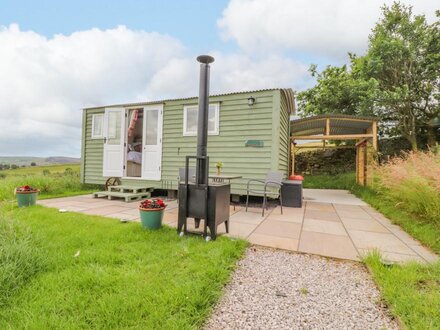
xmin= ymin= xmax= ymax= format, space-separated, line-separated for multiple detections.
xmin=177 ymin=55 xmax=230 ymax=240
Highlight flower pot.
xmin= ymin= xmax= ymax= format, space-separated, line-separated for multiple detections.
xmin=139 ymin=207 xmax=165 ymax=230
xmin=15 ymin=190 xmax=39 ymax=207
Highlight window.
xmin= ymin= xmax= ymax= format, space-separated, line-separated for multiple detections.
xmin=91 ymin=114 xmax=104 ymax=139
xmin=183 ymin=103 xmax=219 ymax=136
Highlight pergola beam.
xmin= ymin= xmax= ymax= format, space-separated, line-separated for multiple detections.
xmin=291 ymin=134 xmax=374 ymax=140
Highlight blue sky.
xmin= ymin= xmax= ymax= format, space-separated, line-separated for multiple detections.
xmin=0 ymin=0 xmax=437 ymax=157
xmin=1 ymin=0 xmax=231 ymax=52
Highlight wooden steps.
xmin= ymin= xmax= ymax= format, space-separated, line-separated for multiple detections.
xmin=93 ymin=185 xmax=153 ymax=202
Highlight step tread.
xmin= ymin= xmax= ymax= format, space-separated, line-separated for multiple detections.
xmin=94 ymin=191 xmax=151 ymax=197
xmin=108 ymin=185 xmax=154 ymax=192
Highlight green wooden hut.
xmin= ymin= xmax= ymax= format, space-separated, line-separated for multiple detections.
xmin=80 ymin=88 xmax=295 ymax=197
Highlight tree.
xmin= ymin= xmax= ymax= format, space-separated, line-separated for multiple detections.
xmin=10 ymin=164 xmax=19 ymax=169
xmin=297 ymin=63 xmax=378 ymax=117
xmin=356 ymin=3 xmax=440 ymax=150
xmin=297 ymin=2 xmax=440 ymax=151
xmin=30 ymin=162 xmax=37 ymax=166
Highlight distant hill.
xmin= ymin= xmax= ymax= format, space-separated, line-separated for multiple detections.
xmin=44 ymin=157 xmax=80 ymax=164
xmin=0 ymin=156 xmax=80 ymax=167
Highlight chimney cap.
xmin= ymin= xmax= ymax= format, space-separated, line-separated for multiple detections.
xmin=197 ymin=55 xmax=215 ymax=64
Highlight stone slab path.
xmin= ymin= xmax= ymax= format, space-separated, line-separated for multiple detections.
xmin=38 ymin=189 xmax=438 ymax=263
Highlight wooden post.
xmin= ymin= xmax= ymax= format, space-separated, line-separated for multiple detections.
xmin=372 ymin=121 xmax=378 ymax=151
xmin=291 ymin=141 xmax=295 ymax=176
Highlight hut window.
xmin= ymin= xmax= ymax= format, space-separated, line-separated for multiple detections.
xmin=183 ymin=103 xmax=219 ymax=136
xmin=91 ymin=114 xmax=104 ymax=139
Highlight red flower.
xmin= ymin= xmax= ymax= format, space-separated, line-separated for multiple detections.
xmin=139 ymin=198 xmax=166 ymax=209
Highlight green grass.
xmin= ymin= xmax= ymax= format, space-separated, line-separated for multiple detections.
xmin=1 ymin=164 xmax=80 ymax=176
xmin=0 ymin=213 xmax=47 ymax=308
xmin=302 ymin=172 xmax=357 ymax=190
xmin=0 ymin=205 xmax=247 ymax=329
xmin=0 ymin=165 xmax=99 ymax=201
xmin=364 ymin=253 xmax=440 ymax=330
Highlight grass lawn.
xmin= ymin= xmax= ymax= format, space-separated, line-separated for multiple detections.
xmin=365 ymin=254 xmax=440 ymax=329
xmin=304 ymin=172 xmax=440 ymax=329
xmin=0 ymin=205 xmax=247 ymax=329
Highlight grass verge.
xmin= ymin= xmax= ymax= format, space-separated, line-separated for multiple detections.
xmin=364 ymin=254 xmax=440 ymax=329
xmin=0 ymin=205 xmax=247 ymax=329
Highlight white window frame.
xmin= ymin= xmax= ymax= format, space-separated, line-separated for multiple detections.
xmin=91 ymin=113 xmax=104 ymax=139
xmin=183 ymin=103 xmax=220 ymax=136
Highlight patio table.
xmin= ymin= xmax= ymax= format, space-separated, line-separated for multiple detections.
xmin=209 ymin=174 xmax=242 ymax=183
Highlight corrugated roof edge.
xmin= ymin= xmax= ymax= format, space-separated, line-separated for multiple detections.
xmin=82 ymin=88 xmax=293 ymax=110
xmin=291 ymin=113 xmax=378 ymax=124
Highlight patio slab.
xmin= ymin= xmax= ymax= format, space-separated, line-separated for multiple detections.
xmin=298 ymin=231 xmax=359 ymax=261
xmin=36 ymin=191 xmax=438 ymax=264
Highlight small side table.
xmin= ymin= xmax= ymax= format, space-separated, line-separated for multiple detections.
xmin=281 ymin=180 xmax=303 ymax=208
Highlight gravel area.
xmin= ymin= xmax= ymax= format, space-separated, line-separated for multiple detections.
xmin=205 ymin=247 xmax=399 ymax=330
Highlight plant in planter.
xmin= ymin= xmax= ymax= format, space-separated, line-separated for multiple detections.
xmin=15 ymin=185 xmax=40 ymax=207
xmin=139 ymin=198 xmax=167 ymax=230
xmin=215 ymin=161 xmax=224 ymax=175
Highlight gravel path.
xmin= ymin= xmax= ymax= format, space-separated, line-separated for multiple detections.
xmin=205 ymin=247 xmax=399 ymax=330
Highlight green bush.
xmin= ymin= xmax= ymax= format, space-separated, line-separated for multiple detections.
xmin=0 ymin=213 xmax=46 ymax=307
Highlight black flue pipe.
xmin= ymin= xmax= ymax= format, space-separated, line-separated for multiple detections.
xmin=196 ymin=55 xmax=214 ymax=185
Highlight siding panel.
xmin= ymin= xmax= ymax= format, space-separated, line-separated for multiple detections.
xmin=83 ymin=90 xmax=287 ymax=195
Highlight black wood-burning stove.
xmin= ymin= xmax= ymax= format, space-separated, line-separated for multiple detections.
xmin=177 ymin=55 xmax=230 ymax=240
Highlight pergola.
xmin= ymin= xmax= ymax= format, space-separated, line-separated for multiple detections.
xmin=290 ymin=114 xmax=378 ymax=185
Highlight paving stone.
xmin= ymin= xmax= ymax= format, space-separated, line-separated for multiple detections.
xmin=303 ymin=218 xmax=347 ymax=236
xmin=348 ymin=230 xmax=416 ymax=255
xmin=298 ymin=231 xmax=359 ymax=261
xmin=340 ymin=217 xmax=389 ymax=233
xmin=248 ymin=233 xmax=299 ymax=250
xmin=254 ymin=220 xmax=302 ymax=239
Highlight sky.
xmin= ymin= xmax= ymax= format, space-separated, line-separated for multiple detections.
xmin=0 ymin=0 xmax=438 ymax=157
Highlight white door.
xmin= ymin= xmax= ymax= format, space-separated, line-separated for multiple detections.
xmin=142 ymin=105 xmax=163 ymax=180
xmin=103 ymin=108 xmax=126 ymax=177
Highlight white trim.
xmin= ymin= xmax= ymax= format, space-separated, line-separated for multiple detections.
xmin=91 ymin=113 xmax=104 ymax=139
xmin=183 ymin=103 xmax=220 ymax=136
xmin=141 ymin=104 xmax=163 ymax=181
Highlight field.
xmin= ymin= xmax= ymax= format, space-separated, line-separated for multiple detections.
xmin=1 ymin=164 xmax=80 ymax=176
xmin=0 ymin=164 xmax=97 ymax=201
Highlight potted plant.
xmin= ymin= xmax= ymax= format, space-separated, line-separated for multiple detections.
xmin=15 ymin=185 xmax=40 ymax=207
xmin=215 ymin=161 xmax=224 ymax=175
xmin=139 ymin=198 xmax=166 ymax=230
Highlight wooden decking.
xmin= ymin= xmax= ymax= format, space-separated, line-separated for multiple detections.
xmin=93 ymin=185 xmax=153 ymax=202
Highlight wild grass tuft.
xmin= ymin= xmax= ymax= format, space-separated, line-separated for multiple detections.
xmin=373 ymin=150 xmax=440 ymax=227
xmin=0 ymin=212 xmax=47 ymax=308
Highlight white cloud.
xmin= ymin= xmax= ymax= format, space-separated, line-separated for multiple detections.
xmin=0 ymin=24 xmax=310 ymax=156
xmin=0 ymin=24 xmax=187 ymax=156
xmin=218 ymin=0 xmax=439 ymax=60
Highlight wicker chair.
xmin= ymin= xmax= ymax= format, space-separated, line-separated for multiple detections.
xmin=246 ymin=171 xmax=284 ymax=216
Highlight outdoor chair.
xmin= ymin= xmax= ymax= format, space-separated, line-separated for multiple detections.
xmin=246 ymin=171 xmax=284 ymax=216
